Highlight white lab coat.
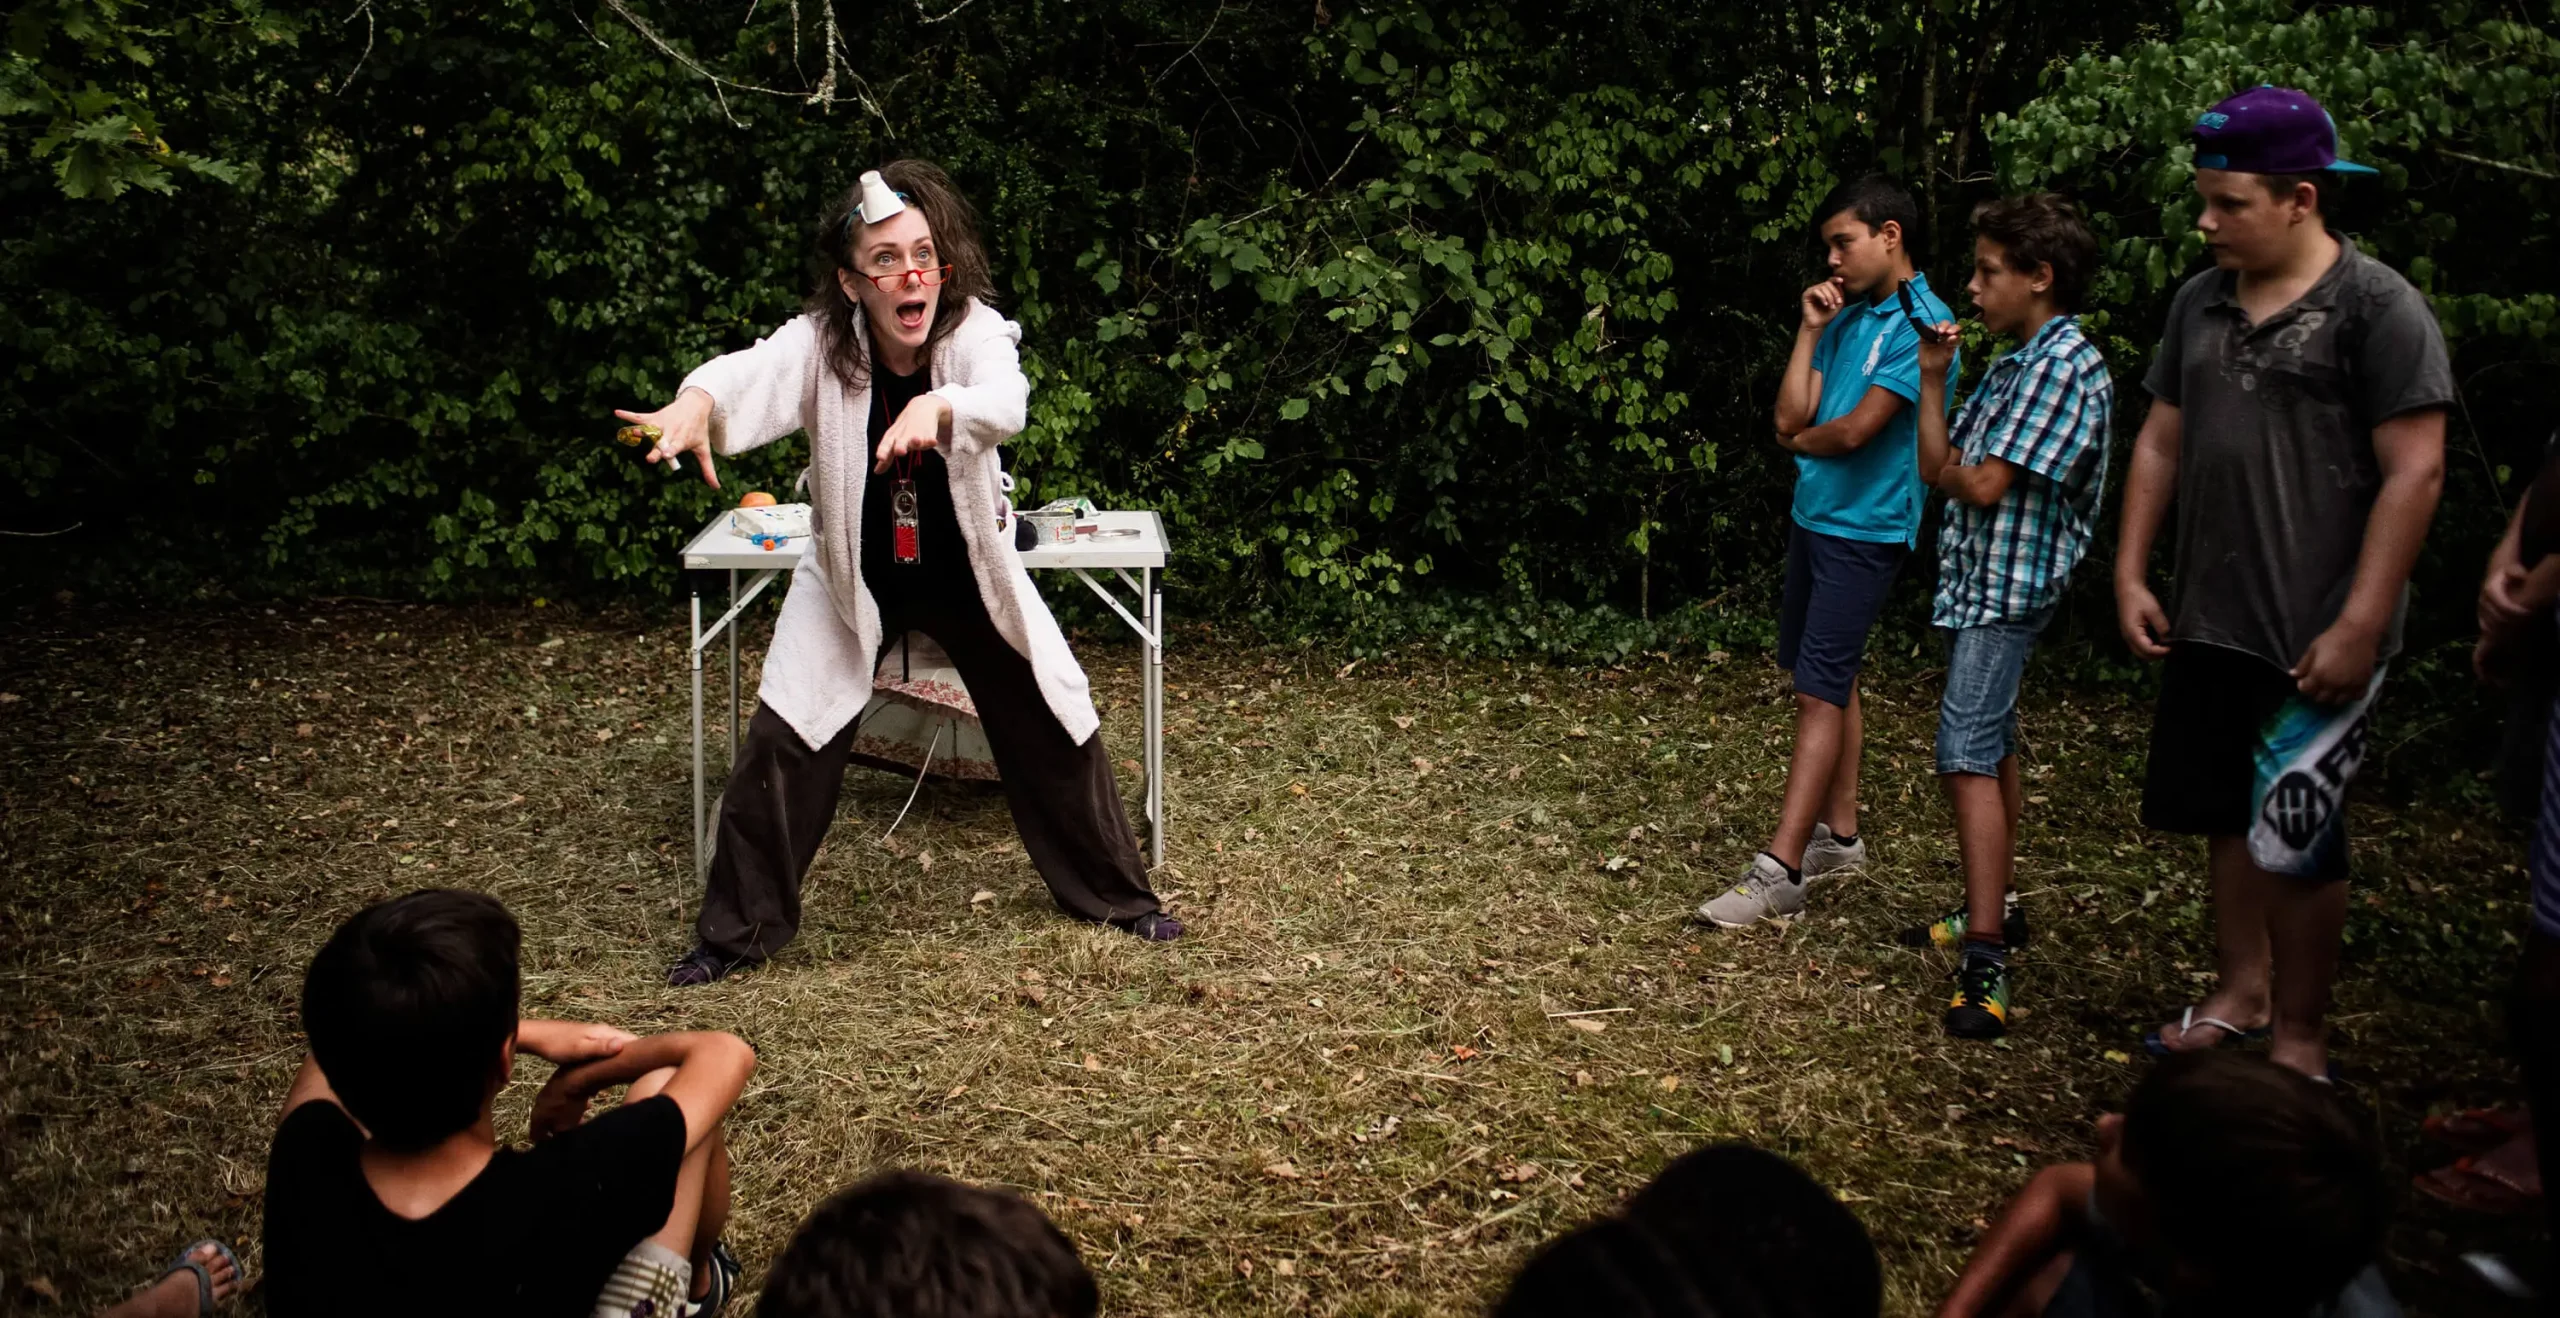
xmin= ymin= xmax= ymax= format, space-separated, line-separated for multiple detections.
xmin=680 ymin=300 xmax=1100 ymax=751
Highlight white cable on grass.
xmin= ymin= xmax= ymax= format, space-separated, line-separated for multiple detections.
xmin=878 ymin=719 xmax=942 ymax=842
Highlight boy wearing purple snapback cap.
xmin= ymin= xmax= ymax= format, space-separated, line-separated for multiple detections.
xmin=2114 ymin=86 xmax=2449 ymax=1079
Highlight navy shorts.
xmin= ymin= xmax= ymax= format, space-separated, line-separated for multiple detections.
xmin=1777 ymin=524 xmax=1906 ymax=707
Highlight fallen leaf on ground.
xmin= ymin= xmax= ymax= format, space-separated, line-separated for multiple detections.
xmin=1392 ymin=715 xmax=1414 ymax=730
xmin=1498 ymin=1161 xmax=1541 ymax=1183
xmin=1082 ymin=1053 xmax=1103 ymax=1071
xmin=1566 ymin=1017 xmax=1608 ymax=1034
xmin=1262 ymin=1162 xmax=1300 ymax=1179
xmin=969 ymin=889 xmax=995 ymax=905
xmin=1658 ymin=1074 xmax=1680 ymax=1092
xmin=918 ymin=849 xmax=934 ymax=871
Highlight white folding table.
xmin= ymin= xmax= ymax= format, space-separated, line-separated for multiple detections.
xmin=677 ymin=509 xmax=1169 ymax=884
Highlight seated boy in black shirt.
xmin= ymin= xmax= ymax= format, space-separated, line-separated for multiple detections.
xmin=263 ymin=889 xmax=756 ymax=1317
xmin=1937 ymin=1052 xmax=2397 ymax=1318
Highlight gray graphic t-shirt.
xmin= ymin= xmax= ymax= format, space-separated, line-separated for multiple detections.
xmin=2142 ymin=238 xmax=2454 ymax=670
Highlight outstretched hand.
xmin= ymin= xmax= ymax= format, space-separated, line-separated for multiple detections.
xmin=614 ymin=388 xmax=719 ymax=489
xmin=874 ymin=395 xmax=951 ymax=474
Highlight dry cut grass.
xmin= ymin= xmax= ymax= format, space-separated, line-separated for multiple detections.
xmin=0 ymin=600 xmax=2540 ymax=1315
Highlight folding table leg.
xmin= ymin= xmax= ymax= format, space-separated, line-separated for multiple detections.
xmin=727 ymin=568 xmax=741 ymax=759
xmin=1145 ymin=568 xmax=1165 ymax=867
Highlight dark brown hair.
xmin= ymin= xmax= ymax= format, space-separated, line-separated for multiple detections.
xmin=805 ymin=159 xmax=997 ymax=391
xmin=2121 ymin=1053 xmax=2387 ymax=1312
xmin=1970 ymin=192 xmax=2098 ymax=312
xmin=757 ymin=1170 xmax=1098 ymax=1318
xmin=302 ymin=889 xmax=520 ymax=1152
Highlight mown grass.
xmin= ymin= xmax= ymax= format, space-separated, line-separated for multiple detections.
xmin=0 ymin=600 xmax=2540 ymax=1314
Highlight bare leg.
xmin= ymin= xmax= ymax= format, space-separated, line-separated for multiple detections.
xmin=2265 ymin=871 xmax=2348 ymax=1078
xmin=1770 ymin=691 xmax=1850 ymax=868
xmin=1824 ymin=683 xmax=1864 ymax=838
xmin=2157 ymin=835 xmax=2276 ymax=1050
xmin=1947 ymin=766 xmax=2013 ymax=939
xmin=2000 ymin=751 xmax=2023 ymax=837
xmin=627 ymin=1067 xmax=732 ymax=1301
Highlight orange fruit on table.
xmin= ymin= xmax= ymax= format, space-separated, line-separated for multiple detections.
xmin=739 ymin=491 xmax=777 ymax=508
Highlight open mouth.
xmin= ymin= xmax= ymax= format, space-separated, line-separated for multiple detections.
xmin=896 ymin=297 xmax=929 ymax=331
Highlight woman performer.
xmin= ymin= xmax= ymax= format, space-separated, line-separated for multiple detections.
xmin=619 ymin=160 xmax=1182 ymax=987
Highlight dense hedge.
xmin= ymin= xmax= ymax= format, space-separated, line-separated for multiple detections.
xmin=5 ymin=0 xmax=2556 ymax=665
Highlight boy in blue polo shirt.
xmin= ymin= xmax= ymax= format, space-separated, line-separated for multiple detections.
xmin=1904 ymin=193 xmax=2113 ymax=1040
xmin=1700 ymin=176 xmax=1958 ymax=929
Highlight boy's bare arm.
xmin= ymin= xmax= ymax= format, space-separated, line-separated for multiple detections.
xmin=1937 ymin=1163 xmax=2095 ymax=1318
xmin=2292 ymin=407 xmax=2446 ymax=703
xmin=1788 ymin=386 xmax=1908 ymax=457
xmin=516 ymin=1019 xmax=637 ymax=1065
xmin=2113 ymin=399 xmax=2183 ymax=659
xmin=531 ymin=1031 xmax=755 ymax=1153
xmin=1777 ymin=280 xmax=1844 ymax=436
xmin=1938 ymin=457 xmax=2021 ymax=508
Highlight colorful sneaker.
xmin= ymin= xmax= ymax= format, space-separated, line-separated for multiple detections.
xmin=1897 ymin=891 xmax=2029 ymax=950
xmin=1696 ymin=853 xmax=1809 ymax=928
xmin=1944 ymin=950 xmax=2011 ymax=1040
xmin=1801 ymin=822 xmax=1867 ymax=881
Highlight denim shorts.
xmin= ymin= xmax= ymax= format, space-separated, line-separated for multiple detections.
xmin=1935 ymin=606 xmax=2055 ymax=777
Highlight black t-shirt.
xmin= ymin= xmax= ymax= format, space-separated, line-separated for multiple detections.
xmin=262 ymin=1095 xmax=686 ymax=1316
xmin=860 ymin=356 xmax=973 ymax=610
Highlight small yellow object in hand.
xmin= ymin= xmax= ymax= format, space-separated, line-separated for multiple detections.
xmin=615 ymin=423 xmax=662 ymax=448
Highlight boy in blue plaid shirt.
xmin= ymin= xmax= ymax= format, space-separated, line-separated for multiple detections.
xmin=1906 ymin=194 xmax=2113 ymax=1039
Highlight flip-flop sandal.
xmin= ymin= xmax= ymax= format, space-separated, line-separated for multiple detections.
xmin=2418 ymin=1157 xmax=2542 ymax=1215
xmin=2141 ymin=1006 xmax=2271 ymax=1056
xmin=158 ymin=1239 xmax=240 ymax=1316
xmin=2425 ymin=1106 xmax=2534 ymax=1155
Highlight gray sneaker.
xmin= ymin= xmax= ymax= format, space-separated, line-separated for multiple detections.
xmin=1802 ymin=821 xmax=1867 ymax=881
xmin=1696 ymin=853 xmax=1809 ymax=928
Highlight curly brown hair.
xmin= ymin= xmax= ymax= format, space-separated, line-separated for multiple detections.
xmin=805 ymin=159 xmax=998 ymax=391
xmin=1969 ymin=192 xmax=2098 ymax=313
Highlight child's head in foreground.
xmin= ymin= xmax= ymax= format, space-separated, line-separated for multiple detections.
xmin=2099 ymin=1051 xmax=2388 ymax=1311
xmin=1493 ymin=1143 xmax=1881 ymax=1317
xmin=301 ymin=888 xmax=522 ymax=1151
xmin=757 ymin=1170 xmax=1099 ymax=1318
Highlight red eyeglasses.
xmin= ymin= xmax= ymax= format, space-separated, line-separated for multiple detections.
xmin=858 ymin=265 xmax=954 ymax=291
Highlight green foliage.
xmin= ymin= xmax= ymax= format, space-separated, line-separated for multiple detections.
xmin=18 ymin=0 xmax=2540 ymax=699
xmin=2 ymin=0 xmax=277 ymax=198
